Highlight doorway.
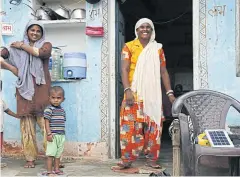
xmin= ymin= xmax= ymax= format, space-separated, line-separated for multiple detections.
xmin=115 ymin=0 xmax=193 ymax=158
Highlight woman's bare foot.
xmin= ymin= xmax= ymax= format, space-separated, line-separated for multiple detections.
xmin=24 ymin=161 xmax=35 ymax=168
xmin=111 ymin=161 xmax=132 ymax=171
xmin=145 ymin=161 xmax=162 ymax=169
xmin=111 ymin=162 xmax=139 ymax=174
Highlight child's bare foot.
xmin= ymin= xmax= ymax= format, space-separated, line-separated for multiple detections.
xmin=59 ymin=163 xmax=65 ymax=168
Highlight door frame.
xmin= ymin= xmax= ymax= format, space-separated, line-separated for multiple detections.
xmin=108 ymin=0 xmax=209 ymax=158
xmin=193 ymin=0 xmax=209 ymax=89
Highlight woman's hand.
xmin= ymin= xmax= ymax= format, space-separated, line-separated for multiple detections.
xmin=10 ymin=41 xmax=24 ymax=49
xmin=47 ymin=134 xmax=53 ymax=142
xmin=15 ymin=114 xmax=21 ymax=119
xmin=168 ymin=95 xmax=176 ymax=104
xmin=125 ymin=89 xmax=135 ymax=107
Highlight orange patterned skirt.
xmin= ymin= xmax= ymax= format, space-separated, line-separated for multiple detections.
xmin=119 ymin=100 xmax=164 ymax=164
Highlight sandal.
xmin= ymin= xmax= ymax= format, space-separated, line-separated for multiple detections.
xmin=54 ymin=169 xmax=64 ymax=175
xmin=150 ymin=170 xmax=171 ymax=176
xmin=145 ymin=161 xmax=162 ymax=169
xmin=42 ymin=171 xmax=55 ymax=176
xmin=24 ymin=161 xmax=35 ymax=168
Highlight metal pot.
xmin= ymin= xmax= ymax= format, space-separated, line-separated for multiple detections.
xmin=21 ymin=4 xmax=53 ymax=20
xmin=71 ymin=8 xmax=86 ymax=19
xmin=32 ymin=7 xmax=51 ymax=20
xmin=54 ymin=5 xmax=71 ymax=19
xmin=86 ymin=0 xmax=101 ymax=4
xmin=41 ymin=6 xmax=58 ymax=20
xmin=9 ymin=0 xmax=55 ymax=20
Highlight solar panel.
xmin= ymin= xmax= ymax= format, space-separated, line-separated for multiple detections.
xmin=205 ymin=129 xmax=234 ymax=148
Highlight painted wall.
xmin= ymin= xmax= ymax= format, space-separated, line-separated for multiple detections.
xmin=206 ymin=0 xmax=240 ymax=126
xmin=1 ymin=0 xmax=104 ymax=156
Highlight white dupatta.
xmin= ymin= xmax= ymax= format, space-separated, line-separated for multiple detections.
xmin=131 ymin=18 xmax=163 ymax=127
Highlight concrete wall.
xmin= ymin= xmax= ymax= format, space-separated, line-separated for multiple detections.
xmin=1 ymin=0 xmax=107 ymax=159
xmin=206 ymin=0 xmax=240 ymax=126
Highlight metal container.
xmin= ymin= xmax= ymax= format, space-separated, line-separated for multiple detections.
xmin=71 ymin=8 xmax=86 ymax=19
xmin=63 ymin=52 xmax=87 ymax=79
xmin=34 ymin=7 xmax=51 ymax=20
xmin=15 ymin=3 xmax=52 ymax=20
xmin=86 ymin=0 xmax=101 ymax=4
xmin=54 ymin=5 xmax=71 ymax=19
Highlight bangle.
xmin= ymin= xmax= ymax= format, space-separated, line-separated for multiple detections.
xmin=47 ymin=133 xmax=52 ymax=136
xmin=166 ymin=90 xmax=174 ymax=95
xmin=124 ymin=87 xmax=131 ymax=92
xmin=167 ymin=93 xmax=174 ymax=97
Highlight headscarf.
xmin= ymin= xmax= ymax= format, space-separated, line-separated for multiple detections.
xmin=8 ymin=20 xmax=46 ymax=100
xmin=134 ymin=18 xmax=155 ymax=42
xmin=131 ymin=18 xmax=163 ymax=127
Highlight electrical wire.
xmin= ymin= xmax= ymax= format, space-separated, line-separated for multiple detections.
xmin=120 ymin=0 xmax=127 ymax=4
xmin=153 ymin=8 xmax=190 ymax=25
xmin=124 ymin=3 xmax=191 ymax=26
xmin=130 ymin=8 xmax=190 ymax=26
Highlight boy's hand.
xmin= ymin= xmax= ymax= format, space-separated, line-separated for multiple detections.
xmin=47 ymin=134 xmax=53 ymax=142
xmin=0 ymin=47 xmax=9 ymax=59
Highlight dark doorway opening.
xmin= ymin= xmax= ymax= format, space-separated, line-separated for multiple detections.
xmin=115 ymin=0 xmax=193 ymax=158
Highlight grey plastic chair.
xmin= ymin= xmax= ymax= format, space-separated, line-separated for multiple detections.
xmin=172 ymin=89 xmax=240 ymax=176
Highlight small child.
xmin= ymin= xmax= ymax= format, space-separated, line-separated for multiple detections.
xmin=0 ymin=99 xmax=20 ymax=168
xmin=0 ymin=99 xmax=20 ymax=151
xmin=0 ymin=79 xmax=20 ymax=153
xmin=43 ymin=86 xmax=66 ymax=176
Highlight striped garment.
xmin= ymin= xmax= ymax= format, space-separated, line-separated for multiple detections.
xmin=44 ymin=105 xmax=66 ymax=135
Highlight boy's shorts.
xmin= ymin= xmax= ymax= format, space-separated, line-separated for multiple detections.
xmin=46 ymin=134 xmax=65 ymax=158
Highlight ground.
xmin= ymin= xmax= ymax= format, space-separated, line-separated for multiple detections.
xmin=1 ymin=126 xmax=231 ymax=176
xmin=1 ymin=140 xmax=173 ymax=176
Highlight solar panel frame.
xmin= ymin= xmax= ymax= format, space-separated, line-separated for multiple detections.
xmin=205 ymin=129 xmax=234 ymax=148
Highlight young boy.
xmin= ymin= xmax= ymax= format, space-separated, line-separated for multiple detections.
xmin=0 ymin=99 xmax=20 ymax=150
xmin=43 ymin=86 xmax=66 ymax=175
xmin=0 ymin=80 xmax=20 ymax=168
xmin=0 ymin=99 xmax=20 ymax=168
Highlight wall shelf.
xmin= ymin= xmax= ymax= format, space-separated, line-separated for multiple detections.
xmin=52 ymin=79 xmax=81 ymax=83
xmin=37 ymin=0 xmax=82 ymax=4
xmin=41 ymin=19 xmax=86 ymax=28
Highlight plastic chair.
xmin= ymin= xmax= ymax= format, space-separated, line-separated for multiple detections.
xmin=171 ymin=89 xmax=240 ymax=176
